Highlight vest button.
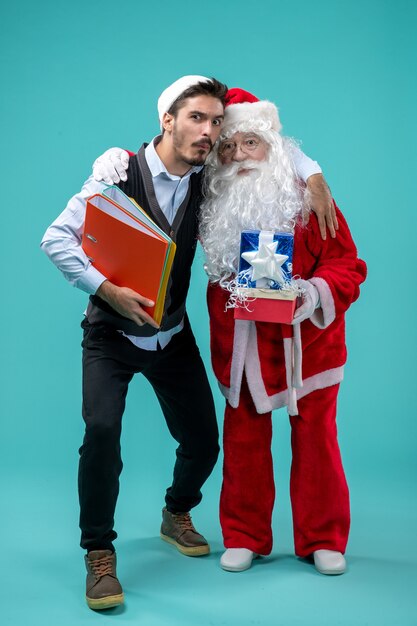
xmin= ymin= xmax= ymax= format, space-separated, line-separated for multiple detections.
xmin=170 ymin=229 xmax=175 ymax=238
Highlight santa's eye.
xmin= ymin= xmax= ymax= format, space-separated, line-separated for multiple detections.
xmin=219 ymin=142 xmax=236 ymax=155
xmin=244 ymin=138 xmax=260 ymax=149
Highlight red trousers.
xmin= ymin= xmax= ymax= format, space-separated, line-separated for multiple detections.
xmin=220 ymin=380 xmax=350 ymax=556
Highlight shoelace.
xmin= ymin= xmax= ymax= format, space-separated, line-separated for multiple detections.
xmin=89 ymin=554 xmax=114 ymax=578
xmin=171 ymin=512 xmax=196 ymax=532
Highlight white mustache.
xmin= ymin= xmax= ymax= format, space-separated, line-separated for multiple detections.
xmin=218 ymin=159 xmax=261 ymax=179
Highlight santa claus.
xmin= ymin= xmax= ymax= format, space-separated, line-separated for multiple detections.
xmin=199 ymin=88 xmax=367 ymax=574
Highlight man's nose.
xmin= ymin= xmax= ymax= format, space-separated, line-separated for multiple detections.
xmin=200 ymin=120 xmax=213 ymax=137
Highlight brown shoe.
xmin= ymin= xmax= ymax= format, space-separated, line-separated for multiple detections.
xmin=85 ymin=550 xmax=124 ymax=610
xmin=160 ymin=507 xmax=210 ymax=556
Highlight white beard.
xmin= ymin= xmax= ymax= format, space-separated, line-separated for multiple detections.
xmin=199 ymin=135 xmax=305 ymax=286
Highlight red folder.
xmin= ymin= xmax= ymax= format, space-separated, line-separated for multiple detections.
xmin=82 ymin=193 xmax=174 ymax=324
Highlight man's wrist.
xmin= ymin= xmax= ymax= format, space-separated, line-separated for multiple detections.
xmin=306 ymin=173 xmax=332 ymax=201
xmin=307 ymin=173 xmax=326 ymax=187
xmin=96 ymin=280 xmax=116 ymax=303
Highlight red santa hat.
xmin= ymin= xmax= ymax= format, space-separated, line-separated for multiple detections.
xmin=222 ymin=88 xmax=282 ymax=134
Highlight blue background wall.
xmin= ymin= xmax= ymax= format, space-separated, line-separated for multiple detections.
xmin=1 ymin=1 xmax=416 ymax=624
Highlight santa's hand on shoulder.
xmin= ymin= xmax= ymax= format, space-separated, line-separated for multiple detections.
xmin=92 ymin=147 xmax=130 ymax=184
xmin=291 ymin=279 xmax=320 ymax=324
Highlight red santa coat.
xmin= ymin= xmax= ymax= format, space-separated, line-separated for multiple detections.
xmin=207 ymin=205 xmax=367 ymax=414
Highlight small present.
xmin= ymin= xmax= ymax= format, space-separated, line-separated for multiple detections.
xmin=233 ymin=230 xmax=297 ymax=323
xmin=238 ymin=230 xmax=294 ymax=289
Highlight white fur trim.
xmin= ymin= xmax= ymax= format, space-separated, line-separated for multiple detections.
xmin=223 ymin=101 xmax=281 ymax=134
xmin=227 ymin=320 xmax=252 ymax=408
xmin=309 ymin=277 xmax=336 ymax=329
xmin=218 ymin=366 xmax=345 ymax=414
xmin=244 ymin=322 xmax=272 ymax=413
xmin=293 ymin=323 xmax=303 ymax=388
xmin=284 ymin=337 xmax=298 ymax=416
xmin=218 ymin=296 xmax=341 ymax=415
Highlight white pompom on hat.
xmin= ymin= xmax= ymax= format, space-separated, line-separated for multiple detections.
xmin=157 ymin=75 xmax=213 ymax=127
xmin=222 ymin=87 xmax=281 ymax=135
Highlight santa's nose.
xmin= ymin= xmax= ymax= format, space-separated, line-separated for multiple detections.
xmin=232 ymin=145 xmax=249 ymax=162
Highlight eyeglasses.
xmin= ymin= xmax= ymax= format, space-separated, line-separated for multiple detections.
xmin=218 ymin=134 xmax=263 ymax=158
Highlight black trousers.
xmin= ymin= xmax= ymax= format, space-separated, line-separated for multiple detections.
xmin=79 ymin=316 xmax=219 ymax=552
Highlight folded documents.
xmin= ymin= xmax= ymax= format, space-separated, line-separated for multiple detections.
xmin=82 ymin=186 xmax=176 ymax=325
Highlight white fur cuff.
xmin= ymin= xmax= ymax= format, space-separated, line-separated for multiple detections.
xmin=309 ymin=277 xmax=336 ymax=329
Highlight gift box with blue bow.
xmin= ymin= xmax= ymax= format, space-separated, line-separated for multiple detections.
xmin=234 ymin=230 xmax=297 ymax=323
xmin=238 ymin=230 xmax=294 ymax=289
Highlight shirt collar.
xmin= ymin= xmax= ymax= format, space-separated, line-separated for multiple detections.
xmin=145 ymin=135 xmax=204 ymax=181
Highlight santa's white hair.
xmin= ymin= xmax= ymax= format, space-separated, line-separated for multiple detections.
xmin=199 ymin=125 xmax=307 ymax=287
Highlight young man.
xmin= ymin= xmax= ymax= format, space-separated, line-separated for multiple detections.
xmin=41 ymin=75 xmax=227 ymax=610
xmin=199 ymin=89 xmax=367 ymax=574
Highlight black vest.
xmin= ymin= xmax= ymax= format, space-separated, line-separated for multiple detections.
xmin=86 ymin=145 xmax=203 ymax=336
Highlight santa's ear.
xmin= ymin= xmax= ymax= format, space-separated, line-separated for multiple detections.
xmin=162 ymin=112 xmax=174 ymax=133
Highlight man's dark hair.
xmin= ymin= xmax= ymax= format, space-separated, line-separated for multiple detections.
xmin=167 ymin=77 xmax=228 ymax=117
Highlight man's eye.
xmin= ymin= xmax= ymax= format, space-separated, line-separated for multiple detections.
xmin=191 ymin=114 xmax=201 ymax=120
xmin=213 ymin=119 xmax=222 ymax=126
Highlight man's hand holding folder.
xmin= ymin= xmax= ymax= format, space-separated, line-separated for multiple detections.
xmin=82 ymin=186 xmax=177 ymax=327
xmin=97 ymin=281 xmax=160 ymax=329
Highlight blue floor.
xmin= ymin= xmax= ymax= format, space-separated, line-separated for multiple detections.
xmin=2 ymin=468 xmax=416 ymax=626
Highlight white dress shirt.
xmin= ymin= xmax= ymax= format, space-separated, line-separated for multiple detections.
xmin=122 ymin=139 xmax=203 ymax=349
xmin=291 ymin=145 xmax=321 ymax=181
xmin=41 ymin=137 xmax=321 ymax=350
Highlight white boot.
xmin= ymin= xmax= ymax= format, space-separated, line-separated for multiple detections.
xmin=313 ymin=550 xmax=346 ymax=575
xmin=220 ymin=548 xmax=258 ymax=572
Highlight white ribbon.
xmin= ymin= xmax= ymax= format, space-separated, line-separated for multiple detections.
xmin=256 ymin=230 xmax=274 ymax=288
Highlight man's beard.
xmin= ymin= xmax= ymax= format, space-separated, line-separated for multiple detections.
xmin=199 ymin=145 xmax=305 ymax=286
xmin=172 ymin=125 xmax=212 ymax=166
xmin=182 ymin=154 xmax=206 ymax=166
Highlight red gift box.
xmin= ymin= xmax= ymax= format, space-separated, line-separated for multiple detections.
xmin=233 ymin=288 xmax=297 ymax=324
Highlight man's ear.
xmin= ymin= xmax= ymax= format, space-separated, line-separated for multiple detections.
xmin=162 ymin=112 xmax=174 ymax=133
